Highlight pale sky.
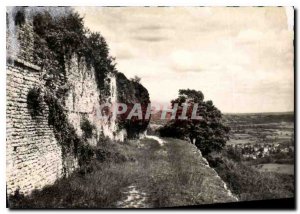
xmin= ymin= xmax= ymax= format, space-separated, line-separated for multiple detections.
xmin=76 ymin=7 xmax=294 ymax=113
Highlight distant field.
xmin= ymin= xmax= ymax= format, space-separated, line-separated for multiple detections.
xmin=223 ymin=112 xmax=294 ymax=146
xmin=252 ymin=164 xmax=294 ymax=175
xmin=227 ymin=139 xmax=256 ymax=145
xmin=223 ymin=112 xmax=294 ymax=124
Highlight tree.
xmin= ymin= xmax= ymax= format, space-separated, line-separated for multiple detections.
xmin=131 ymin=75 xmax=141 ymax=83
xmin=159 ymin=89 xmax=230 ymax=155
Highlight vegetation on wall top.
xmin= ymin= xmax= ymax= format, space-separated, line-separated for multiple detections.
xmin=31 ymin=7 xmax=116 ymax=93
xmin=116 ymin=72 xmax=150 ymax=138
xmin=27 ymin=87 xmax=44 ymax=118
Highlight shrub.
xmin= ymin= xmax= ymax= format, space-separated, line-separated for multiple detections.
xmin=80 ymin=117 xmax=95 ymax=139
xmin=27 ymin=87 xmax=43 ymax=118
xmin=206 ymin=153 xmax=294 ymax=201
xmin=44 ymin=92 xmax=95 ymax=175
xmin=95 ymin=135 xmax=130 ymax=163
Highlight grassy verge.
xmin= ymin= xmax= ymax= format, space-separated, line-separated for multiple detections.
xmin=8 ymin=139 xmax=141 ymax=208
xmin=206 ymin=151 xmax=294 ymax=201
xmin=141 ymin=138 xmax=236 ymax=207
xmin=8 ymin=138 xmax=237 ymax=208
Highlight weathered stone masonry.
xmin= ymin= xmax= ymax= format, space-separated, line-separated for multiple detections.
xmin=6 ymin=8 xmax=125 ymax=195
xmin=6 ymin=58 xmax=66 ymax=195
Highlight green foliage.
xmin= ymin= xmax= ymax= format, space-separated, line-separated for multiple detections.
xmin=43 ymin=92 xmax=94 ymax=170
xmin=116 ymin=72 xmax=150 ymax=138
xmin=78 ymin=144 xmax=94 ymax=174
xmin=206 ymin=152 xmax=294 ymax=201
xmin=7 ymin=139 xmax=141 ymax=208
xmin=130 ymin=75 xmax=141 ymax=83
xmin=95 ymin=137 xmax=130 ymax=163
xmin=27 ymin=87 xmax=44 ymax=118
xmin=84 ymin=32 xmax=116 ymax=91
xmin=174 ymin=89 xmax=204 ymax=104
xmin=226 ymin=146 xmax=242 ymax=161
xmin=29 ymin=7 xmax=151 ymax=139
xmin=8 ymin=138 xmax=237 ymax=208
xmin=80 ymin=117 xmax=95 ymax=139
xmin=159 ymin=89 xmax=230 ymax=155
xmin=8 ymin=161 xmax=132 ymax=208
xmin=14 ymin=8 xmax=25 ymax=26
xmin=32 ymin=8 xmax=115 ymax=92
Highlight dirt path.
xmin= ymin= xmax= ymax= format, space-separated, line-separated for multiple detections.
xmin=117 ymin=136 xmax=237 ymax=208
xmin=116 ymin=136 xmax=165 ymax=208
xmin=145 ymin=135 xmax=165 ymax=145
xmin=116 ymin=185 xmax=151 ymax=208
